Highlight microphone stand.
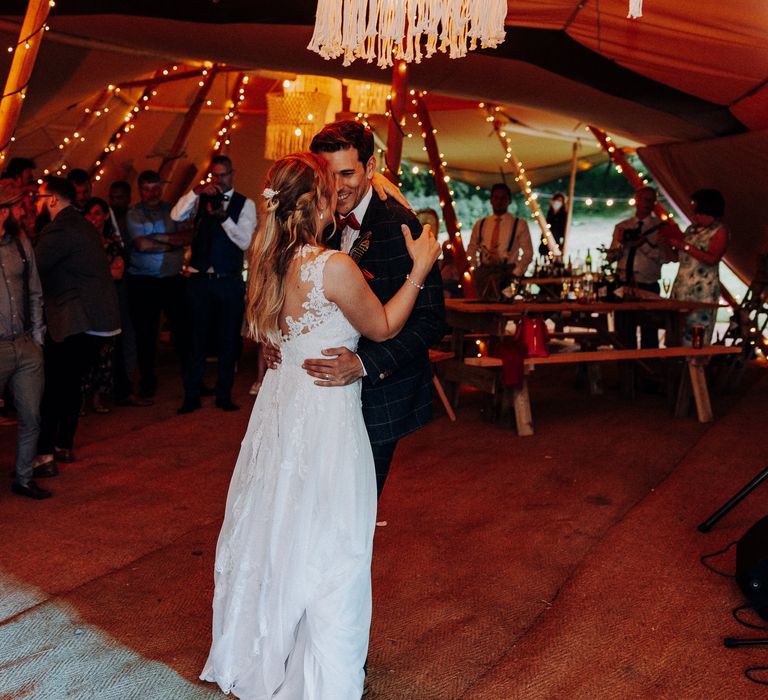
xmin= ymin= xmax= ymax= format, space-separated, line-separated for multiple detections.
xmin=698 ymin=467 xmax=768 ymax=533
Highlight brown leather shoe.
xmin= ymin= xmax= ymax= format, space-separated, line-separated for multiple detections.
xmin=116 ymin=394 xmax=154 ymax=407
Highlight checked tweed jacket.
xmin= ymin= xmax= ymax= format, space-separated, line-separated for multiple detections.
xmin=329 ymin=194 xmax=446 ymax=446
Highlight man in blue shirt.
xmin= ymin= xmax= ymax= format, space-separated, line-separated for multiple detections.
xmin=124 ymin=170 xmax=192 ymax=399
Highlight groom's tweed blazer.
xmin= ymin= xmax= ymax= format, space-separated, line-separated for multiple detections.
xmin=330 ymin=194 xmax=446 ymax=446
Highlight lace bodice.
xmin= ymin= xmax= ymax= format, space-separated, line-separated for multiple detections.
xmin=280 ymin=246 xmax=359 ymax=362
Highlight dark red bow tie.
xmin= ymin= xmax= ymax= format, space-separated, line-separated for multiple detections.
xmin=335 ymin=212 xmax=361 ymax=231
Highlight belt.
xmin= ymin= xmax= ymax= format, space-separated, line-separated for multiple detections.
xmin=191 ymin=271 xmax=240 ymax=279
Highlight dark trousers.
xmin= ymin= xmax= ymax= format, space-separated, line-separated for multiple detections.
xmin=112 ymin=280 xmax=134 ymax=401
xmin=371 ymin=440 xmax=398 ymax=499
xmin=616 ymin=280 xmax=661 ymax=349
xmin=38 ymin=332 xmax=101 ymax=454
xmin=127 ymin=274 xmax=189 ymax=397
xmin=183 ymin=274 xmax=245 ymax=402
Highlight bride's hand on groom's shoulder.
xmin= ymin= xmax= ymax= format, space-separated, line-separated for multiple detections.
xmin=402 ymin=223 xmax=441 ymax=277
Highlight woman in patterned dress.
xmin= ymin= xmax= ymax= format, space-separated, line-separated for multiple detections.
xmin=667 ymin=189 xmax=728 ymax=345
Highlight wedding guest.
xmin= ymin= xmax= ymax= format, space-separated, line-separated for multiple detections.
xmin=541 ymin=192 xmax=567 ymax=256
xmin=33 ymin=177 xmax=120 ymax=465
xmin=0 ymin=181 xmax=49 ymax=499
xmin=171 ymin=155 xmax=256 ymax=414
xmin=666 ymin=189 xmax=728 ymax=345
xmin=124 ymin=170 xmax=192 ymax=399
xmin=467 ymin=183 xmax=532 ymax=275
xmin=81 ymin=197 xmax=129 ymax=413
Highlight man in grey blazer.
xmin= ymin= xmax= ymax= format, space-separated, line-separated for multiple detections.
xmin=33 ymin=176 xmax=120 ymax=467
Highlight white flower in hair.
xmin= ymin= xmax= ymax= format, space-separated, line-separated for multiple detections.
xmin=262 ymin=187 xmax=279 ymax=200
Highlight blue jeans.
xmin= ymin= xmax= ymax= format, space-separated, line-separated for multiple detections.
xmin=0 ymin=335 xmax=44 ymax=486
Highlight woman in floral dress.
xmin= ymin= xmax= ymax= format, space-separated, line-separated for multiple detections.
xmin=667 ymin=189 xmax=728 ymax=345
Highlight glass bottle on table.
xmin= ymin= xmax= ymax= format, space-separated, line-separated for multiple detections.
xmin=585 ymin=248 xmax=593 ymax=272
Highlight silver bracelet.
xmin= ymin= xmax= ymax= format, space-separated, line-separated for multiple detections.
xmin=406 ymin=274 xmax=425 ymax=290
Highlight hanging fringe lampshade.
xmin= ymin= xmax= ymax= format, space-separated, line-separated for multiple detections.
xmin=286 ymin=75 xmax=343 ymax=124
xmin=308 ymin=0 xmax=507 ymax=68
xmin=265 ymin=91 xmax=331 ymax=161
xmin=343 ymin=79 xmax=391 ymax=115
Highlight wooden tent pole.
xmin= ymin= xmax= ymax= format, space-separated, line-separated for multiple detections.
xmin=384 ymin=60 xmax=407 ymax=185
xmin=562 ymin=140 xmax=578 ymax=256
xmin=158 ymin=65 xmax=220 ymax=184
xmin=414 ymin=92 xmax=476 ymax=298
xmin=0 ymin=0 xmax=51 ymax=161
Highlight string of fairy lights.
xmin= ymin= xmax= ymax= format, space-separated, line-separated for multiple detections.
xmin=212 ymin=73 xmax=249 ymax=155
xmin=0 ymin=1 xmax=56 ymax=158
xmin=29 ymin=64 xmax=250 ymax=184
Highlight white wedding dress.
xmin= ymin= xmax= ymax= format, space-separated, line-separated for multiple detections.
xmin=201 ymin=247 xmax=377 ymax=699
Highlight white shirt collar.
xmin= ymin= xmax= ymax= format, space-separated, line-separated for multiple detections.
xmin=348 ymin=185 xmax=373 ymax=228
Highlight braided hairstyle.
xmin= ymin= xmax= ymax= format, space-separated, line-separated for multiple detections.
xmin=246 ymin=152 xmax=336 ymax=344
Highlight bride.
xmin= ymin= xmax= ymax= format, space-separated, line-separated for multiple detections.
xmin=200 ymin=152 xmax=440 ymax=699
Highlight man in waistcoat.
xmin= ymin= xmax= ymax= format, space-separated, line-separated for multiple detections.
xmin=171 ymin=156 xmax=256 ymax=414
xmin=466 ymin=183 xmax=533 ymax=276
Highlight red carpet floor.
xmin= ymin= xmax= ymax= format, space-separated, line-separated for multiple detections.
xmin=0 ymin=351 xmax=765 ymax=698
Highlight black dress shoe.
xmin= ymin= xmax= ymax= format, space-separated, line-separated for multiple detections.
xmin=12 ymin=480 xmax=52 ymax=499
xmin=215 ymin=398 xmax=240 ymax=412
xmin=33 ymin=462 xmax=59 ymax=478
xmin=54 ymin=448 xmax=75 ymax=463
xmin=177 ymin=398 xmax=202 ymax=415
xmin=116 ymin=394 xmax=154 ymax=407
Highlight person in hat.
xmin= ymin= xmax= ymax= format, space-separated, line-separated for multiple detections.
xmin=0 ymin=180 xmax=49 ymax=499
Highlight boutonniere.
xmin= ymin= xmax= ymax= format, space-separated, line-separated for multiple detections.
xmin=349 ymin=231 xmax=372 ymax=265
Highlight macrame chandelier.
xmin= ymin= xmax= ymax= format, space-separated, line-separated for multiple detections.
xmin=343 ymin=79 xmax=391 ymax=114
xmin=308 ymin=0 xmax=507 ymax=68
xmin=264 ymin=90 xmax=331 ymax=161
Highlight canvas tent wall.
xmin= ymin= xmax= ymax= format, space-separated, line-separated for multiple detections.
xmin=1 ymin=0 xmax=766 ymax=281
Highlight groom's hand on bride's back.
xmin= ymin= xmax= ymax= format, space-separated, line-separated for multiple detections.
xmin=263 ymin=343 xmax=282 ymax=370
xmin=302 ymin=347 xmax=365 ymax=386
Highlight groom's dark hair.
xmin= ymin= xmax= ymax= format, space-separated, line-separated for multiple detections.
xmin=310 ymin=120 xmax=374 ymax=164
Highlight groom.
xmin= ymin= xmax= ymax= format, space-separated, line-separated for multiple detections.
xmin=302 ymin=120 xmax=446 ymax=497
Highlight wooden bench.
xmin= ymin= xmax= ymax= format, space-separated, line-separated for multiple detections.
xmin=443 ymin=345 xmax=742 ymax=436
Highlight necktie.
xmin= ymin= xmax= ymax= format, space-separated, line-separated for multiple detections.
xmin=335 ymin=212 xmax=361 ymax=231
xmin=489 ymin=216 xmax=502 ymax=259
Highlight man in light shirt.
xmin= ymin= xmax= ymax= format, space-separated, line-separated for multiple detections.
xmin=467 ymin=183 xmax=533 ymax=276
xmin=171 ymin=156 xmax=256 ymax=414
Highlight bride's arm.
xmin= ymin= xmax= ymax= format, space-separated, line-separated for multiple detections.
xmin=324 ymin=226 xmax=439 ymax=341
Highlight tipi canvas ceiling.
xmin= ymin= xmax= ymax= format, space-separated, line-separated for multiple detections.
xmin=1 ymin=1 xmax=766 ymax=281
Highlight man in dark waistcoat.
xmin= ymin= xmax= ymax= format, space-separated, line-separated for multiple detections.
xmin=171 ymin=156 xmax=256 ymax=414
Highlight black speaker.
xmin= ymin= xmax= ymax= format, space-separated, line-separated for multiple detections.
xmin=736 ymin=516 xmax=768 ymax=619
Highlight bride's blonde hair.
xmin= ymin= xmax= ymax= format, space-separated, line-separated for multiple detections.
xmin=246 ymin=152 xmax=336 ymax=343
